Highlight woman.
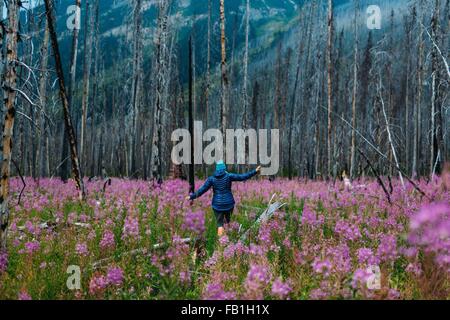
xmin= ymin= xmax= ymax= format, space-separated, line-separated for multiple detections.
xmin=186 ymin=161 xmax=261 ymax=236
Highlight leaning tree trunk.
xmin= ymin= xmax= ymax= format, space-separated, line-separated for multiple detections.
xmin=0 ymin=0 xmax=19 ymax=250
xmin=61 ymin=0 xmax=82 ymax=182
xmin=45 ymin=0 xmax=85 ymax=201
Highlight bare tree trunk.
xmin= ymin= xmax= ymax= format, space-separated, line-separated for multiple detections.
xmin=37 ymin=21 xmax=50 ymax=177
xmin=274 ymin=43 xmax=282 ymax=132
xmin=241 ymin=0 xmax=250 ymax=129
xmin=251 ymin=81 xmax=259 ymax=131
xmin=220 ymin=0 xmax=229 ymax=138
xmin=80 ymin=0 xmax=94 ymax=173
xmin=89 ymin=0 xmax=100 ymax=177
xmin=404 ymin=13 xmax=412 ymax=175
xmin=203 ymin=0 xmax=212 ymax=177
xmin=288 ymin=48 xmax=302 ymax=179
xmin=62 ymin=0 xmax=82 ymax=181
xmin=151 ymin=0 xmax=169 ymax=183
xmin=0 ymin=0 xmax=19 ymax=250
xmin=326 ymin=0 xmax=333 ymax=178
xmin=378 ymin=79 xmax=405 ymax=189
xmin=413 ymin=1 xmax=424 ymax=177
xmin=188 ymin=36 xmax=195 ymax=193
xmin=350 ymin=0 xmax=359 ymax=179
xmin=430 ymin=0 xmax=441 ymax=176
xmin=45 ymin=0 xmax=86 ymax=201
xmin=435 ymin=0 xmax=448 ymax=168
xmin=25 ymin=9 xmax=36 ymax=179
xmin=288 ymin=4 xmax=312 ymax=179
xmin=131 ymin=0 xmax=143 ymax=176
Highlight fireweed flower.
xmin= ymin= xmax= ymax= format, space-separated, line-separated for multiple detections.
xmin=249 ymin=244 xmax=268 ymax=257
xmin=219 ymin=234 xmax=230 ymax=246
xmin=107 ymin=267 xmax=124 ymax=286
xmin=357 ymin=248 xmax=379 ymax=266
xmin=0 ymin=251 xmax=8 ymax=273
xmin=205 ymin=251 xmax=219 ymax=268
xmin=203 ymin=282 xmax=236 ymax=300
xmin=89 ymin=274 xmax=108 ymax=295
xmin=351 ymin=268 xmax=372 ymax=289
xmin=334 ymin=220 xmax=361 ymax=241
xmin=310 ymin=281 xmax=333 ymax=300
xmin=18 ymin=290 xmax=32 ymax=300
xmin=387 ymin=289 xmax=400 ymax=300
xmin=258 ymin=224 xmax=272 ymax=246
xmin=282 ymin=237 xmax=292 ymax=250
xmin=87 ymin=230 xmax=96 ymax=240
xmin=301 ymin=206 xmax=324 ymax=228
xmin=405 ymin=263 xmax=422 ymax=276
xmin=75 ymin=242 xmax=89 ymax=257
xmin=271 ymin=278 xmax=292 ymax=299
xmin=122 ymin=215 xmax=140 ymax=241
xmin=179 ymin=271 xmax=191 ymax=284
xmin=223 ymin=241 xmax=247 ymax=259
xmin=311 ymin=258 xmax=332 ymax=277
xmin=23 ymin=241 xmax=40 ymax=255
xmin=5 ymin=176 xmax=449 ymax=299
xmin=244 ymin=264 xmax=272 ymax=299
xmin=182 ymin=210 xmax=205 ymax=236
xmin=24 ymin=220 xmax=35 ymax=234
xmin=377 ymin=234 xmax=398 ymax=263
xmin=408 ymin=202 xmax=450 ymax=269
xmin=100 ymin=230 xmax=115 ymax=249
xmin=9 ymin=222 xmax=17 ymax=232
xmin=67 ymin=212 xmax=78 ymax=224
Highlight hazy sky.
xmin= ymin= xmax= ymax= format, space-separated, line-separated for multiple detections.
xmin=2 ymin=0 xmax=38 ymax=18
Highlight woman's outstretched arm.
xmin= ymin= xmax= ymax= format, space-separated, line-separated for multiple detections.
xmin=229 ymin=166 xmax=261 ymax=182
xmin=189 ymin=178 xmax=213 ymax=200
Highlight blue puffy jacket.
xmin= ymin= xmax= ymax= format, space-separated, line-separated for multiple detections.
xmin=189 ymin=169 xmax=257 ymax=212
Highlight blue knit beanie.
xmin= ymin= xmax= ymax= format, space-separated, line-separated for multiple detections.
xmin=216 ymin=160 xmax=226 ymax=171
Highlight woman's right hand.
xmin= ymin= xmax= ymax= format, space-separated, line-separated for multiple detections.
xmin=185 ymin=195 xmax=191 ymax=201
xmin=256 ymin=166 xmax=262 ymax=173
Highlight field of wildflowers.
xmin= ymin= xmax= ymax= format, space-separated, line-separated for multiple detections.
xmin=0 ymin=173 xmax=449 ymax=300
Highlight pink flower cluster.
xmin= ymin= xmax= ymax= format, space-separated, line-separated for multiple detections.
xmin=100 ymin=230 xmax=115 ymax=249
xmin=0 ymin=251 xmax=8 ymax=273
xmin=244 ymin=264 xmax=272 ymax=299
xmin=182 ymin=210 xmax=205 ymax=236
xmin=89 ymin=266 xmax=124 ymax=295
xmin=203 ymin=282 xmax=236 ymax=300
xmin=271 ymin=278 xmax=292 ymax=299
xmin=408 ymin=202 xmax=450 ymax=270
xmin=122 ymin=215 xmax=140 ymax=241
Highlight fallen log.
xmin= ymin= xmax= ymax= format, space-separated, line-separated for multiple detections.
xmin=240 ymin=194 xmax=286 ymax=242
xmin=16 ymin=221 xmax=91 ymax=232
xmin=91 ymin=237 xmax=193 ymax=269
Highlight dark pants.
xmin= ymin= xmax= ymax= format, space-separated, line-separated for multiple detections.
xmin=213 ymin=208 xmax=233 ymax=227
